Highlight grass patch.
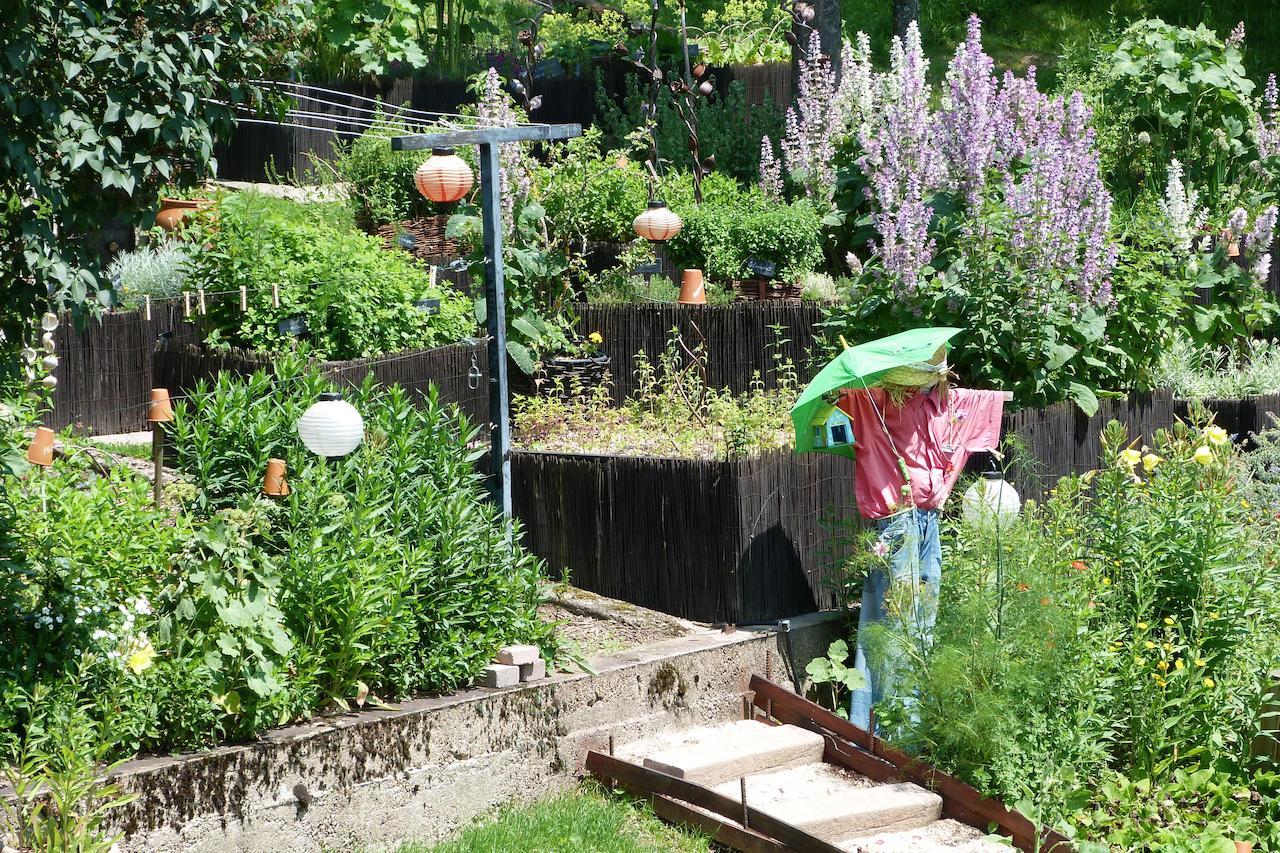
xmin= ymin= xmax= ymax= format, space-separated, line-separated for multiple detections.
xmin=87 ymin=439 xmax=153 ymax=461
xmin=399 ymin=784 xmax=712 ymax=853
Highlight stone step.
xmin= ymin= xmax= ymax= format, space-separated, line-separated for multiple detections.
xmin=619 ymin=719 xmax=825 ymax=786
xmin=838 ymin=817 xmax=1010 ymax=852
xmin=712 ymin=762 xmax=942 ymax=842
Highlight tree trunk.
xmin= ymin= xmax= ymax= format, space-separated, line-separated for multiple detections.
xmin=790 ymin=0 xmax=843 ymax=91
xmin=892 ymin=0 xmax=919 ymax=39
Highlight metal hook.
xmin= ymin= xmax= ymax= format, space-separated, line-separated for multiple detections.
xmin=468 ymin=354 xmax=482 ymax=390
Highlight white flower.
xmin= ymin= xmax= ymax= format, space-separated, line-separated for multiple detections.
xmin=1157 ymin=159 xmax=1207 ymax=254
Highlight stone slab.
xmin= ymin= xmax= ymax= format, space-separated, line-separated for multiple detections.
xmin=838 ymin=818 xmax=1009 ymax=852
xmin=519 ymin=659 xmax=546 ymax=681
xmin=713 ymin=763 xmax=942 ymax=842
xmin=629 ymin=719 xmax=825 ymax=786
xmin=496 ymin=644 xmax=540 ymax=665
xmin=479 ymin=663 xmax=519 ymax=688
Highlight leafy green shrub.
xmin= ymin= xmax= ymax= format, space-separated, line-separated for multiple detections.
xmin=864 ymin=420 xmax=1280 ymax=847
xmin=596 ymin=75 xmax=784 ymax=184
xmin=190 ymin=192 xmax=474 ymax=360
xmin=107 ymin=241 xmax=191 ymax=308
xmin=667 ymin=195 xmax=824 ymax=284
xmin=329 ymin=120 xmax=469 ymax=228
xmin=170 ymin=361 xmax=555 ymax=706
xmin=1156 ymin=336 xmax=1280 ymax=398
xmin=537 ymin=129 xmax=649 ymax=245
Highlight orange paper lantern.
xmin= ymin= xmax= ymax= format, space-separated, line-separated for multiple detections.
xmin=263 ymin=458 xmax=290 ymax=497
xmin=633 ymin=201 xmax=682 ymax=242
xmin=414 ymin=148 xmax=474 ymax=203
xmin=147 ymin=388 xmax=174 ymax=423
xmin=27 ymin=427 xmax=55 ymax=467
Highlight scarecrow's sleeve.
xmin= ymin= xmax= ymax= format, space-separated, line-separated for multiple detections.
xmin=951 ymin=388 xmax=1004 ymax=451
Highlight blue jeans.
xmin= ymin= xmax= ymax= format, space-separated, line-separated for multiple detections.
xmin=849 ymin=508 xmax=942 ymax=731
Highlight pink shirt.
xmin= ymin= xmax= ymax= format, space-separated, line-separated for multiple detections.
xmin=837 ymin=387 xmax=1004 ymax=520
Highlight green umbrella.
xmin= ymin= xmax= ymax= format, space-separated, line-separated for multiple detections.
xmin=791 ymin=327 xmax=963 ymax=459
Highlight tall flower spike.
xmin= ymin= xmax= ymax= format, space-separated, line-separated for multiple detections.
xmin=759 ymin=136 xmax=783 ymax=201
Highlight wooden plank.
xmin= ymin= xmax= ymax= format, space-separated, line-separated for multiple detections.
xmin=391 ymin=123 xmax=583 ymax=149
xmin=584 ymin=751 xmax=845 ymax=853
xmin=747 ymin=677 xmax=1072 ymax=853
xmin=614 ymin=781 xmax=792 ymax=853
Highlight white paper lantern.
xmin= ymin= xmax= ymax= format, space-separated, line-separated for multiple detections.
xmin=40 ymin=312 xmax=59 ymax=332
xmin=297 ymin=392 xmax=364 ymax=458
xmin=961 ymin=472 xmax=1021 ymax=527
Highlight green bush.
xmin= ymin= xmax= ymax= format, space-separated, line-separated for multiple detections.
xmin=537 ymin=129 xmax=650 ymax=245
xmin=666 ymin=194 xmax=825 ymax=283
xmin=107 ymin=241 xmax=192 ymax=309
xmin=189 ymin=192 xmax=474 ymax=360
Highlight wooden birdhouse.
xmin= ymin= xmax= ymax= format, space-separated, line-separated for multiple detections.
xmin=811 ymin=403 xmax=854 ymax=449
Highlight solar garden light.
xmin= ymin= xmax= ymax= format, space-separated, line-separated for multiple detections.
xmin=297 ymin=392 xmax=364 ymax=459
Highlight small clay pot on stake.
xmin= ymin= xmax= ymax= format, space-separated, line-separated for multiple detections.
xmin=678 ymin=269 xmax=706 ymax=305
xmin=26 ymin=427 xmax=55 ymax=467
xmin=155 ymin=198 xmax=213 ymax=235
xmin=263 ymin=458 xmax=290 ymax=497
xmin=147 ymin=388 xmax=174 ymax=504
xmin=1235 ymin=842 xmax=1254 ymax=853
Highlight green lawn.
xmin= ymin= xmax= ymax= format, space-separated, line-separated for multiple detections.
xmin=840 ymin=0 xmax=1280 ymax=86
xmin=398 ymin=784 xmax=713 ymax=853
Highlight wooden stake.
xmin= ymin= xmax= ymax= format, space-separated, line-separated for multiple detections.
xmin=739 ymin=777 xmax=749 ymax=829
xmin=183 ymin=291 xmax=191 ymax=317
xmin=240 ymin=285 xmax=248 ymax=312
xmin=272 ymin=282 xmax=280 ymax=308
xmin=144 ymin=295 xmax=152 ymax=321
xmin=607 ymin=734 xmax=614 ymax=756
xmin=152 ymin=425 xmax=164 ymax=505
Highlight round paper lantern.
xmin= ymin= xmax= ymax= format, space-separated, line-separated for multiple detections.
xmin=414 ymin=148 xmax=474 ymax=203
xmin=961 ymin=472 xmax=1021 ymax=527
xmin=633 ymin=201 xmax=683 ymax=242
xmin=297 ymin=392 xmax=364 ymax=458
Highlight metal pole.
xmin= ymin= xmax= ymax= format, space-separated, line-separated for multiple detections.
xmin=479 ymin=141 xmax=512 ymax=517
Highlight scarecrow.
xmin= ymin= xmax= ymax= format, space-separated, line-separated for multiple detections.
xmin=791 ymin=328 xmax=1007 ymax=731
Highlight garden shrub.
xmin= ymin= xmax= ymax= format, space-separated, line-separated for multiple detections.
xmin=0 ymin=363 xmax=553 ymax=763
xmin=189 ymin=192 xmax=474 ymax=360
xmin=537 ymin=129 xmax=650 ymax=246
xmin=1156 ymin=336 xmax=1280 ymax=399
xmin=106 ymin=241 xmax=192 ymax=309
xmin=862 ymin=420 xmax=1280 ymax=848
xmin=666 ymin=194 xmax=824 ymax=284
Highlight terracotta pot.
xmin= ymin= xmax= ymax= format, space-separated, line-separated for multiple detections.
xmin=1235 ymin=842 xmax=1254 ymax=853
xmin=679 ymin=269 xmax=707 ymax=305
xmin=26 ymin=426 xmax=55 ymax=467
xmin=263 ymin=458 xmax=290 ymax=497
xmin=147 ymin=388 xmax=174 ymax=423
xmin=155 ymin=198 xmax=212 ymax=233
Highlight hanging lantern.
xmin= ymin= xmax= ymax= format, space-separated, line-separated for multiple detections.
xmin=263 ymin=458 xmax=290 ymax=497
xmin=147 ymin=388 xmax=174 ymax=423
xmin=961 ymin=472 xmax=1021 ymax=527
xmin=27 ymin=427 xmax=55 ymax=467
xmin=297 ymin=392 xmax=364 ymax=458
xmin=414 ymin=148 xmax=474 ymax=203
xmin=633 ymin=201 xmax=682 ymax=242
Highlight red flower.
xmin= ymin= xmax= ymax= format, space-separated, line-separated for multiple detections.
xmin=1015 ymin=582 xmax=1031 ymax=592
xmin=1071 ymin=560 xmax=1088 ymax=572
xmin=1040 ymin=597 xmax=1052 ymax=606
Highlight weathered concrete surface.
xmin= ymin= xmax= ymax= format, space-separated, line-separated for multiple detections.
xmin=628 ymin=720 xmax=825 ymax=785
xmin=110 ymin=611 xmax=843 ymax=852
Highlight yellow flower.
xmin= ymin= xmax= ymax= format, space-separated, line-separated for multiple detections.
xmin=1157 ymin=660 xmax=1169 ymax=671
xmin=126 ymin=638 xmax=156 ymax=674
xmin=1102 ymin=577 xmax=1112 ymax=586
xmin=1175 ymin=658 xmax=1185 ymax=670
xmin=1142 ymin=453 xmax=1162 ymax=472
xmin=1119 ymin=448 xmax=1142 ymax=468
xmin=1134 ymin=656 xmax=1147 ymax=666
xmin=1163 ymin=616 xmax=1174 ymax=625
xmin=1241 ymin=499 xmax=1251 ymax=509
xmin=1162 ymin=642 xmax=1172 ymax=652
xmin=1155 ymin=676 xmax=1167 ymax=687
xmin=1193 ymin=445 xmax=1215 ymax=466
xmin=588 ymin=331 xmax=603 ymax=345
xmin=1137 ymin=622 xmax=1149 ymax=630
xmin=1195 ymin=658 xmax=1207 ymax=667
xmin=1210 ymin=611 xmax=1220 ymax=619
xmin=1203 ymin=677 xmax=1216 ymax=688
xmin=1144 ymin=640 xmax=1157 ymax=650
xmin=1203 ymin=425 xmax=1229 ymax=446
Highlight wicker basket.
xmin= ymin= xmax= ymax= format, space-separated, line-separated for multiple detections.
xmin=374 ymin=215 xmax=458 ymax=260
xmin=539 ymin=354 xmax=610 ymax=398
xmin=733 ymin=279 xmax=803 ymax=301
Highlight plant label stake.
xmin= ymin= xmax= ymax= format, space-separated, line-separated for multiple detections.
xmin=240 ymin=286 xmax=248 ymax=312
xmin=144 ymin=295 xmax=152 ymax=321
xmin=391 ymin=122 xmax=582 ymax=516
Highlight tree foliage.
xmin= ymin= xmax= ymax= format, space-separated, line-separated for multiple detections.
xmin=0 ymin=0 xmax=296 ymax=347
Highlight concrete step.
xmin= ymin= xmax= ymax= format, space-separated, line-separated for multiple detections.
xmin=619 ymin=719 xmax=825 ymax=786
xmin=711 ymin=762 xmax=942 ymax=842
xmin=838 ymin=817 xmax=1010 ymax=851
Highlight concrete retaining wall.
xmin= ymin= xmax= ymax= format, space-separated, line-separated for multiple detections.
xmin=110 ymin=613 xmax=844 ymax=851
